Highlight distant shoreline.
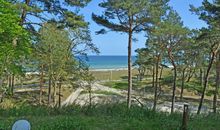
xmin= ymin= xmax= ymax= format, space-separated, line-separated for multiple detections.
xmin=89 ymin=67 xmax=139 ymax=72
xmin=78 ymin=56 xmax=136 ymax=71
xmin=89 ymin=68 xmax=128 ymax=72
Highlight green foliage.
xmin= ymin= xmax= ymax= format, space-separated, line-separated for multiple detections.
xmin=0 ymin=0 xmax=25 ymax=42
xmin=162 ymin=75 xmax=173 ymax=84
xmin=176 ymin=80 xmax=203 ymax=93
xmin=35 ymin=23 xmax=76 ymax=83
xmin=12 ymin=0 xmax=99 ymax=61
xmin=103 ymin=81 xmax=128 ymax=90
xmin=93 ymin=0 xmax=169 ymax=34
xmin=190 ymin=0 xmax=220 ymax=27
xmin=103 ymin=80 xmax=149 ymax=90
xmin=12 ymin=0 xmax=91 ymax=31
xmin=190 ymin=0 xmax=220 ymax=69
xmin=134 ymin=48 xmax=154 ymax=79
xmin=144 ymin=9 xmax=191 ymax=83
xmin=150 ymin=9 xmax=189 ymax=52
xmin=0 ymin=0 xmax=31 ymax=77
xmin=1 ymin=104 xmax=220 ymax=130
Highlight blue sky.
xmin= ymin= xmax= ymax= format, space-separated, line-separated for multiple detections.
xmin=80 ymin=0 xmax=207 ymax=56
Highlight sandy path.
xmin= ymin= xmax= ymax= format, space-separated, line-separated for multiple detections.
xmin=61 ymin=88 xmax=84 ymax=107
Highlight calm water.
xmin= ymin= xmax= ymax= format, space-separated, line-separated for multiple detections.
xmin=78 ymin=56 xmax=136 ymax=69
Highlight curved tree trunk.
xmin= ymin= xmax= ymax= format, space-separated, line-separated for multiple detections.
xmin=20 ymin=0 xmax=30 ymax=25
xmin=186 ymin=68 xmax=195 ymax=82
xmin=200 ymin=68 xmax=203 ymax=87
xmin=180 ymin=68 xmax=186 ymax=100
xmin=213 ymin=52 xmax=220 ymax=113
xmin=197 ymin=51 xmax=215 ymax=114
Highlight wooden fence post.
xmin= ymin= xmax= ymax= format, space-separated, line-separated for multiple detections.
xmin=181 ymin=104 xmax=189 ymax=130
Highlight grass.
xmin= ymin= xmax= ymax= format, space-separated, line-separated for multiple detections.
xmin=90 ymin=69 xmax=139 ymax=81
xmin=0 ymin=103 xmax=220 ymax=130
xmin=103 ymin=81 xmax=128 ymax=90
xmin=102 ymin=80 xmax=152 ymax=90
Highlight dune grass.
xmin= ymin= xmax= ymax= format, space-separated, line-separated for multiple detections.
xmin=0 ymin=103 xmax=220 ymax=130
xmin=90 ymin=69 xmax=139 ymax=81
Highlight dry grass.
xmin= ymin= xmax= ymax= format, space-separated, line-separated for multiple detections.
xmin=90 ymin=69 xmax=139 ymax=81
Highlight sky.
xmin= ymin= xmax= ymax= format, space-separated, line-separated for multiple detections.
xmin=80 ymin=0 xmax=207 ymax=56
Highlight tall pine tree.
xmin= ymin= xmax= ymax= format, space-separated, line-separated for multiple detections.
xmin=92 ymin=0 xmax=169 ymax=108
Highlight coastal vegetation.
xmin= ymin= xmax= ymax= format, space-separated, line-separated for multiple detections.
xmin=1 ymin=104 xmax=220 ymax=130
xmin=1 ymin=0 xmax=220 ymax=129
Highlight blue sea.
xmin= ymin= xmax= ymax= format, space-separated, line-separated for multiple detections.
xmin=78 ymin=56 xmax=136 ymax=70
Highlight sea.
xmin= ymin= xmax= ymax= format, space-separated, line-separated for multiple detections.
xmin=78 ymin=56 xmax=137 ymax=70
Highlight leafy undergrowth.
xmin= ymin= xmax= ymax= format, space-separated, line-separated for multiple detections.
xmin=0 ymin=103 xmax=220 ymax=130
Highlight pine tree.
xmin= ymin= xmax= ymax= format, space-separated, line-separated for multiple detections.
xmin=148 ymin=10 xmax=189 ymax=113
xmin=191 ymin=0 xmax=220 ymax=114
xmin=92 ymin=0 xmax=169 ymax=108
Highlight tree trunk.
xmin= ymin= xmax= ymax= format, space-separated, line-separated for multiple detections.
xmin=127 ymin=26 xmax=133 ymax=109
xmin=158 ymin=65 xmax=163 ymax=97
xmin=138 ymin=69 xmax=141 ymax=81
xmin=48 ymin=76 xmax=52 ymax=105
xmin=168 ymin=49 xmax=177 ymax=114
xmin=197 ymin=51 xmax=215 ymax=114
xmin=141 ymin=67 xmax=146 ymax=81
xmin=152 ymin=66 xmax=155 ymax=89
xmin=58 ymin=82 xmax=62 ymax=108
xmin=153 ymin=55 xmax=160 ymax=111
xmin=53 ymin=81 xmax=57 ymax=105
xmin=171 ymin=66 xmax=177 ymax=114
xmin=39 ymin=65 xmax=44 ymax=105
xmin=159 ymin=66 xmax=163 ymax=80
xmin=0 ymin=78 xmax=3 ymax=88
xmin=180 ymin=68 xmax=186 ymax=100
xmin=186 ymin=68 xmax=195 ymax=82
xmin=20 ymin=0 xmax=30 ymax=25
xmin=185 ymin=68 xmax=191 ymax=82
xmin=8 ymin=75 xmax=12 ymax=95
xmin=89 ymin=84 xmax=92 ymax=107
xmin=200 ymin=68 xmax=203 ymax=87
xmin=213 ymin=52 xmax=220 ymax=113
xmin=11 ymin=74 xmax=14 ymax=96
